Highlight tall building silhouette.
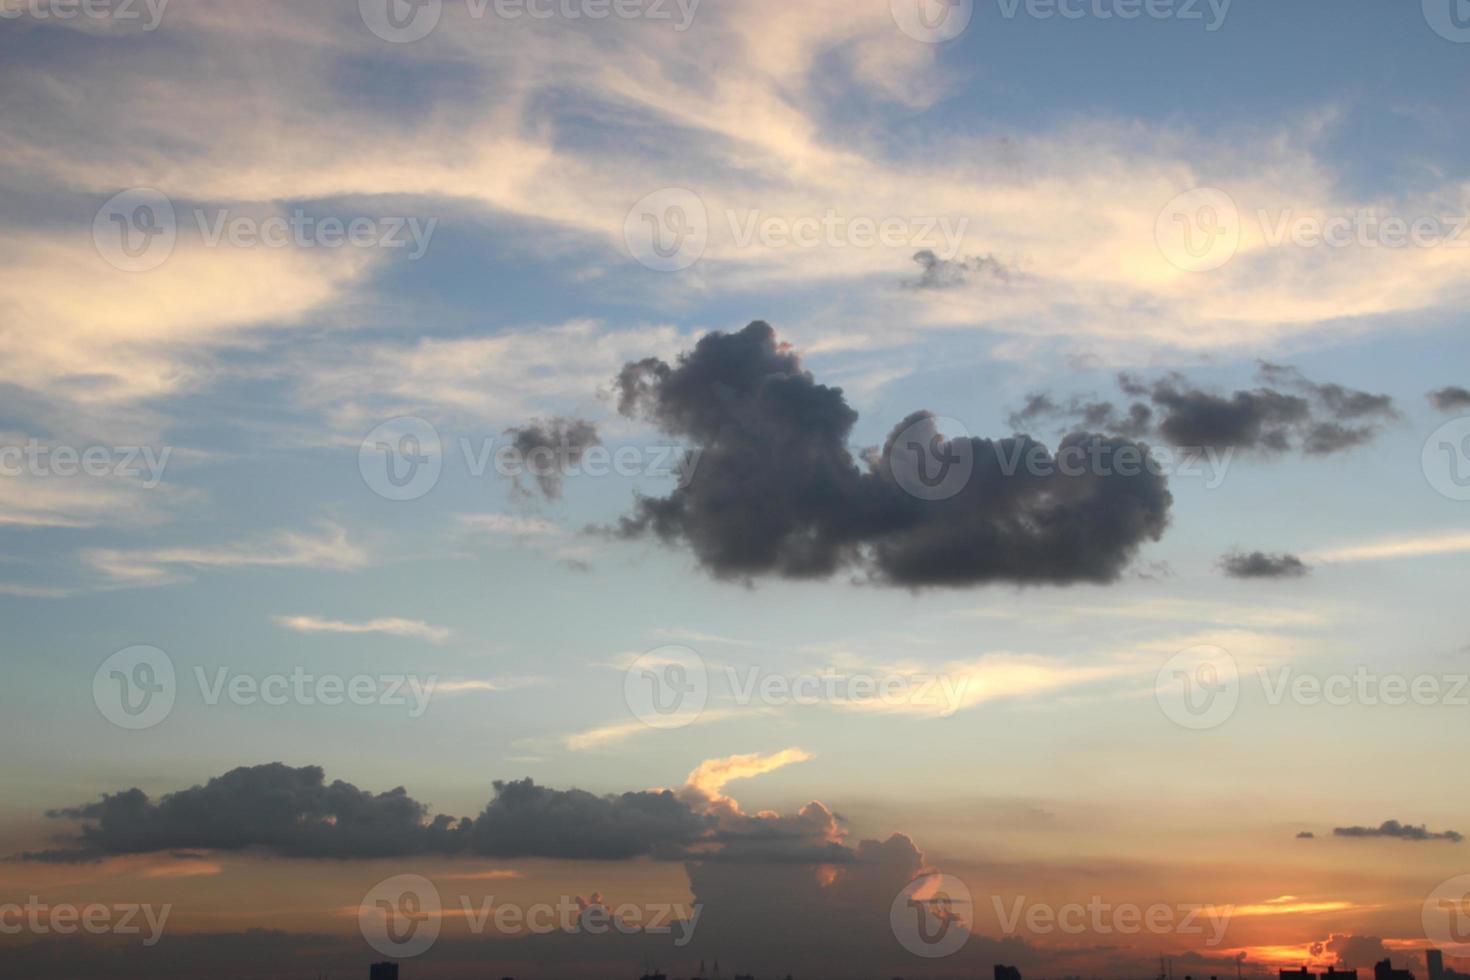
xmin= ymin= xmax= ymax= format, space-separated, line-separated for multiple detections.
xmin=1429 ymin=951 xmax=1445 ymax=980
xmin=996 ymin=964 xmax=1024 ymax=980
xmin=1375 ymin=958 xmax=1415 ymax=980
xmin=369 ymin=963 xmax=399 ymax=980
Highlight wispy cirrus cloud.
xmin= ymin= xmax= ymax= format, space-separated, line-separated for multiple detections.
xmin=83 ymin=523 xmax=368 ymax=587
xmin=272 ymin=614 xmax=452 ymax=643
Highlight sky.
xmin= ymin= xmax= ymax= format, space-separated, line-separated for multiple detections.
xmin=1 ymin=0 xmax=1470 ymax=977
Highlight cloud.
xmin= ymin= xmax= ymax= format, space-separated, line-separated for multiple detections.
xmin=1296 ymin=831 xmax=1316 ymax=839
xmin=271 ymin=614 xmax=451 ymax=643
xmin=83 ymin=523 xmax=368 ymax=587
xmin=613 ymin=322 xmax=1171 ymax=587
xmin=25 ymin=759 xmax=851 ymax=865
xmin=1309 ymin=935 xmax=1393 ymax=969
xmin=504 ymin=417 xmax=602 ymax=499
xmin=903 ymin=250 xmax=1013 ymax=290
xmin=1013 ymin=364 xmax=1397 ymax=456
xmin=1332 ymin=820 xmax=1463 ymax=843
xmin=1219 ymin=550 xmax=1311 ymax=579
xmin=1429 ymin=386 xmax=1470 ymax=412
xmin=1311 ymin=531 xmax=1470 ymax=564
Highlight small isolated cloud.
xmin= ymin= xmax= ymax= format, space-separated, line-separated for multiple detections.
xmin=504 ymin=417 xmax=601 ymax=499
xmin=84 ymin=523 xmax=367 ymax=587
xmin=1332 ymin=820 xmax=1463 ymax=843
xmin=904 ymin=250 xmax=1013 ymax=290
xmin=1296 ymin=831 xmax=1316 ymax=839
xmin=1429 ymin=386 xmax=1470 ymax=412
xmin=1312 ymin=531 xmax=1470 ymax=564
xmin=272 ymin=614 xmax=451 ymax=643
xmin=1220 ymin=550 xmax=1311 ymax=580
xmin=682 ymin=748 xmax=813 ymax=800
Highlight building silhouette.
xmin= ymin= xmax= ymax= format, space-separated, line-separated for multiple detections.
xmin=1428 ymin=948 xmax=1470 ymax=980
xmin=996 ymin=964 xmax=1024 ymax=980
xmin=369 ymin=963 xmax=399 ymax=980
xmin=1375 ymin=958 xmax=1415 ymax=980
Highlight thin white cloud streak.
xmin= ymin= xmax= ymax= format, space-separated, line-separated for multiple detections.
xmin=84 ymin=523 xmax=368 ymax=587
xmin=272 ymin=614 xmax=452 ymax=643
xmin=1312 ymin=531 xmax=1470 ymax=563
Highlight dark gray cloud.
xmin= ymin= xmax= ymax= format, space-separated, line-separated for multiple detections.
xmin=1014 ymin=364 xmax=1397 ymax=456
xmin=1429 ymin=386 xmax=1470 ymax=412
xmin=22 ymin=764 xmax=852 ymax=864
xmin=613 ymin=321 xmax=1171 ymax=588
xmin=904 ymin=249 xmax=1012 ymax=290
xmin=1309 ymin=934 xmax=1392 ymax=969
xmin=1296 ymin=831 xmax=1316 ymax=839
xmin=1220 ymin=550 xmax=1311 ymax=579
xmin=505 ymin=416 xmax=601 ymax=499
xmin=1332 ymin=820 xmax=1463 ymax=843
